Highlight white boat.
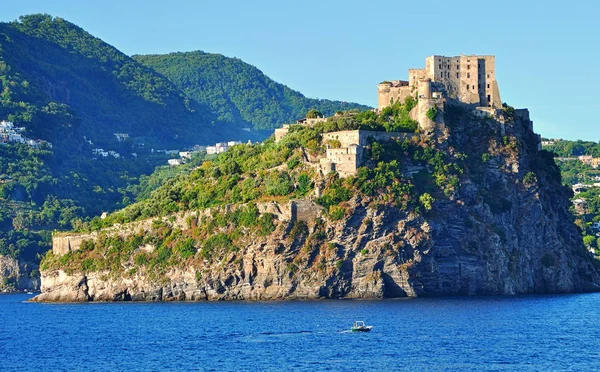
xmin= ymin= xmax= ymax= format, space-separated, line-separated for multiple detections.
xmin=351 ymin=321 xmax=373 ymax=332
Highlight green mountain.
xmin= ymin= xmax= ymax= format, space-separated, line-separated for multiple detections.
xmin=0 ymin=14 xmax=234 ymax=148
xmin=0 ymin=14 xmax=369 ymax=290
xmin=133 ymin=51 xmax=371 ymax=131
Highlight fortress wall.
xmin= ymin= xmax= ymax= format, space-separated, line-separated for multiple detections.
xmin=292 ymin=200 xmax=324 ymax=223
xmin=274 ymin=127 xmax=289 ymax=142
xmin=52 ymin=203 xmax=297 ymax=257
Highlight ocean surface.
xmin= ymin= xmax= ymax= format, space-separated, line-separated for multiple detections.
xmin=1 ymin=293 xmax=600 ymax=371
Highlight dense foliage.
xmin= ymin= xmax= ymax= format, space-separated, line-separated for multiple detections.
xmin=544 ymin=140 xmax=600 ymax=158
xmin=133 ymin=51 xmax=371 ymax=131
xmin=1 ymin=14 xmax=228 ymax=148
xmin=543 ymin=140 xmax=600 ymax=255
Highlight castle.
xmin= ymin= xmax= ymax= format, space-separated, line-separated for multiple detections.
xmin=378 ymin=55 xmax=502 ymax=110
xmin=271 ymin=54 xmax=534 ymax=178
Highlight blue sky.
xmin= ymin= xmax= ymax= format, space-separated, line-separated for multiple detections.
xmin=2 ymin=0 xmax=599 ymax=140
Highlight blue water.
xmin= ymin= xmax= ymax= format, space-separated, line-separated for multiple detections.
xmin=1 ymin=294 xmax=600 ymax=371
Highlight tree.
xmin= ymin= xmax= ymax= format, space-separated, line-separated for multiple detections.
xmin=306 ymin=109 xmax=323 ymax=119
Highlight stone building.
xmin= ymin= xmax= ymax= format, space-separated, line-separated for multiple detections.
xmin=319 ymin=130 xmax=416 ymax=177
xmin=378 ymin=54 xmax=502 ymax=110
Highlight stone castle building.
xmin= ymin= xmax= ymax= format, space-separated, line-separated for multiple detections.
xmin=378 ymin=55 xmax=502 ymax=110
xmin=319 ymin=130 xmax=415 ymax=177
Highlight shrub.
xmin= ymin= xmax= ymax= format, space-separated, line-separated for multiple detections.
xmin=289 ymin=220 xmax=308 ymax=240
xmin=335 ymin=260 xmax=343 ymax=270
xmin=328 ymin=205 xmax=345 ymax=221
xmin=296 ymin=173 xmax=312 ymax=195
xmin=134 ymin=253 xmax=149 ymax=266
xmin=201 ymin=233 xmax=233 ymax=258
xmin=257 ymin=213 xmax=276 ymax=236
xmin=327 ymin=139 xmax=342 ymax=148
xmin=265 ymin=171 xmax=293 ymax=196
xmin=81 ymin=258 xmax=96 ymax=272
xmin=426 ymin=106 xmax=438 ymax=120
xmin=154 ymin=246 xmax=171 ymax=264
xmin=286 ymin=157 xmax=300 ymax=170
xmin=175 ymin=238 xmax=196 ymax=259
xmin=481 ymin=153 xmax=491 ymax=163
xmin=523 ymin=172 xmax=538 ymax=186
xmin=583 ymin=235 xmax=596 ymax=248
xmin=419 ymin=193 xmax=435 ymax=211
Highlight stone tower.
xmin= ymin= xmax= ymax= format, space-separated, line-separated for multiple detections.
xmin=379 ymin=54 xmax=503 ymax=110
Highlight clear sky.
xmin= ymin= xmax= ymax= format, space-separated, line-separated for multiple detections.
xmin=2 ymin=0 xmax=599 ymax=140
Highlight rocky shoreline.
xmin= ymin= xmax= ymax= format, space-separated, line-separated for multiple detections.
xmin=32 ymin=106 xmax=600 ymax=302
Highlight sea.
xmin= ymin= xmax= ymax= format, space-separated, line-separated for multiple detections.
xmin=1 ymin=293 xmax=600 ymax=371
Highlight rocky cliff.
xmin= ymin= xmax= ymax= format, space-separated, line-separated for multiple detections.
xmin=0 ymin=255 xmax=39 ymax=292
xmin=32 ymin=103 xmax=600 ymax=302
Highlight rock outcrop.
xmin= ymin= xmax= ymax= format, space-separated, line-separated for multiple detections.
xmin=33 ymin=105 xmax=600 ymax=302
xmin=0 ymin=255 xmax=39 ymax=292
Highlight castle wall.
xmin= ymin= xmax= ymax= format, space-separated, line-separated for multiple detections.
xmin=274 ymin=127 xmax=289 ymax=143
xmin=322 ymin=130 xmax=415 ymax=149
xmin=408 ymin=69 xmax=426 ymax=89
xmin=377 ymin=81 xmax=411 ymax=110
xmin=321 ymin=130 xmax=418 ymax=177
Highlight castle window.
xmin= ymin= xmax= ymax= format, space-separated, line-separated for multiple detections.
xmin=439 ymin=64 xmax=441 ymax=69
xmin=487 ymin=84 xmax=490 ymax=89
xmin=487 ymin=74 xmax=490 ymax=78
xmin=440 ymin=72 xmax=443 ymax=78
xmin=466 ymin=85 xmax=469 ymax=90
xmin=456 ymin=73 xmax=460 ymax=78
xmin=457 ymin=65 xmax=459 ymax=70
xmin=467 ymin=73 xmax=470 ymax=78
xmin=467 ymin=65 xmax=470 ymax=70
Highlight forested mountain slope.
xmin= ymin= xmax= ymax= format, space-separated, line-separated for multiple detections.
xmin=0 ymin=14 xmax=369 ymax=291
xmin=134 ymin=51 xmax=371 ymax=131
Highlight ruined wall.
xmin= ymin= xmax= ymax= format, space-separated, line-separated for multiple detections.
xmin=51 ymin=201 xmax=319 ymax=257
xmin=323 ymin=130 xmax=415 ymax=149
xmin=274 ymin=126 xmax=289 ymax=143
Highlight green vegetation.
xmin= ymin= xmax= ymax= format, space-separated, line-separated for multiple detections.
xmin=542 ymin=139 xmax=600 ymax=256
xmin=426 ymin=106 xmax=438 ymax=120
xmin=543 ymin=140 xmax=600 ymax=158
xmin=0 ymin=14 xmax=364 ymax=276
xmin=133 ymin=52 xmax=369 ymax=131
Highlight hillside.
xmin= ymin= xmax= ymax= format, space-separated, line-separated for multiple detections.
xmin=0 ymin=15 xmax=232 ymax=147
xmin=541 ymin=139 xmax=600 ymax=258
xmin=133 ymin=51 xmax=371 ymax=131
xmin=0 ymin=14 xmax=367 ymax=291
xmin=34 ymin=100 xmax=600 ymax=301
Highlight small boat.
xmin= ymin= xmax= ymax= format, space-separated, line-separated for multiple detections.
xmin=26 ymin=292 xmax=33 ymax=295
xmin=351 ymin=321 xmax=372 ymax=332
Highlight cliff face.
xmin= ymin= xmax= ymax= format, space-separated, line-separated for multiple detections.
xmin=0 ymin=255 xmax=39 ymax=292
xmin=33 ymin=105 xmax=600 ymax=302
